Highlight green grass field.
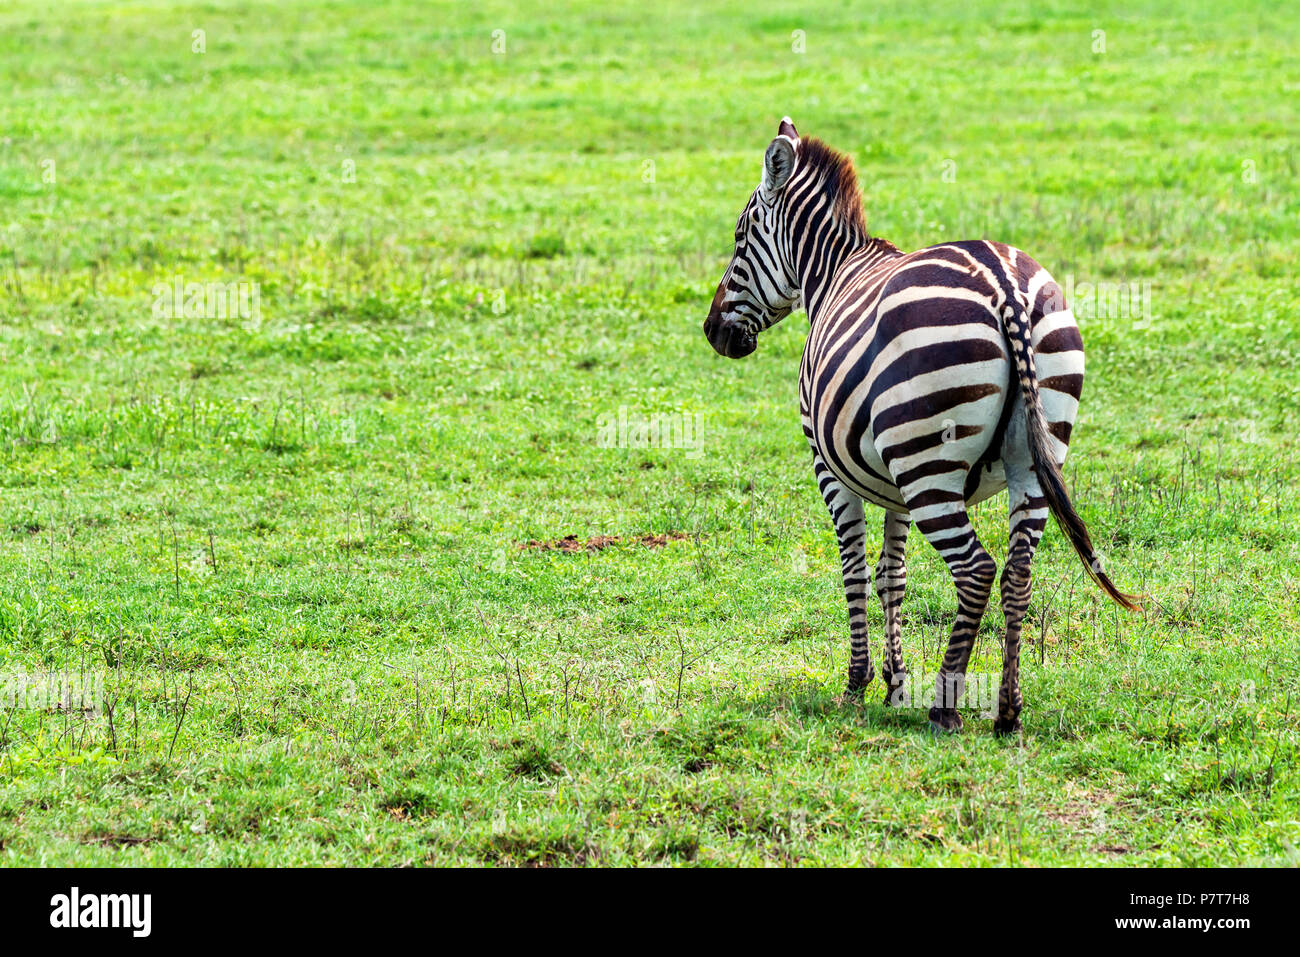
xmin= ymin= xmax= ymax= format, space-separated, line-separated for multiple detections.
xmin=1 ymin=0 xmax=1297 ymax=866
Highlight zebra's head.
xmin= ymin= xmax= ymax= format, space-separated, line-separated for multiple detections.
xmin=703 ymin=117 xmax=803 ymax=359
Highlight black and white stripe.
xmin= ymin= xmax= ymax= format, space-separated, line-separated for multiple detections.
xmin=705 ymin=118 xmax=1141 ymax=734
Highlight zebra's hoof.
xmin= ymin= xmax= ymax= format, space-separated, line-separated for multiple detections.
xmin=928 ymin=707 xmax=962 ymax=733
xmin=844 ymin=669 xmax=874 ymax=699
xmin=993 ymin=713 xmax=1022 ymax=736
xmin=883 ymin=670 xmax=909 ymax=708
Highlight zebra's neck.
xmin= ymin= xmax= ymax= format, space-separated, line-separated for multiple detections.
xmin=793 ymin=222 xmax=849 ymax=320
xmin=783 ymin=174 xmax=900 ymax=320
xmin=795 ymin=228 xmax=901 ymax=321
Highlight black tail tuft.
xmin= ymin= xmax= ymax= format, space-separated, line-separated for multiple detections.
xmin=1025 ymin=415 xmax=1144 ymax=611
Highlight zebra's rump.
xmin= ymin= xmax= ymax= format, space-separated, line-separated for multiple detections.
xmin=799 ymin=240 xmax=1085 ymax=514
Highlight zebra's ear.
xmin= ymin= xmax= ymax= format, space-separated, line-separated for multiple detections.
xmin=762 ymin=134 xmax=797 ymax=196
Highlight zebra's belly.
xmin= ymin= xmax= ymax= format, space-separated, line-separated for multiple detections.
xmin=825 ymin=425 xmax=908 ymax=512
xmin=804 ymin=352 xmax=1012 ymax=515
xmin=807 ymin=424 xmax=1010 ymax=514
xmin=966 ymin=459 xmax=1008 ymax=505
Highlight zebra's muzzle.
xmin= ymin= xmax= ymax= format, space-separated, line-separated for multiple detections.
xmin=703 ymin=316 xmax=757 ymax=359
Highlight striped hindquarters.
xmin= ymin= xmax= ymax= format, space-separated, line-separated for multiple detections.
xmin=803 ymin=241 xmax=1047 ymax=511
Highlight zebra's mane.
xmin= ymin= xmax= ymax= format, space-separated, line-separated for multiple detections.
xmin=797 ymin=137 xmax=869 ymax=237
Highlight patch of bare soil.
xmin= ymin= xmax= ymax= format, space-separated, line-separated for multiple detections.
xmin=519 ymin=531 xmax=690 ymax=553
xmin=83 ymin=833 xmax=155 ymax=848
xmin=1044 ymin=790 xmax=1135 ymax=855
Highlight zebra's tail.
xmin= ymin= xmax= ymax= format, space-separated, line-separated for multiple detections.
xmin=998 ymin=298 xmax=1144 ymax=612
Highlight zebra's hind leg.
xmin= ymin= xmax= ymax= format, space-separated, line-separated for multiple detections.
xmin=813 ymin=456 xmax=875 ymax=696
xmin=996 ymin=464 xmax=1050 ymax=735
xmin=876 ymin=511 xmax=911 ymax=707
xmin=910 ymin=499 xmax=997 ymax=733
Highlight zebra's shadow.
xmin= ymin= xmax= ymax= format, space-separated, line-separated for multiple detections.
xmin=704 ymin=679 xmax=959 ymax=737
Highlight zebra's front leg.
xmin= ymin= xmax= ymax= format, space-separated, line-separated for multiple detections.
xmin=814 ymin=458 xmax=875 ymax=695
xmin=877 ymin=511 xmax=911 ymax=707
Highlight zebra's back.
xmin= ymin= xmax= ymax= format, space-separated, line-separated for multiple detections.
xmin=799 ymin=239 xmax=1085 ymax=515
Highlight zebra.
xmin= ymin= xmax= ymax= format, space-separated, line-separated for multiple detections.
xmin=703 ymin=117 xmax=1141 ymax=734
